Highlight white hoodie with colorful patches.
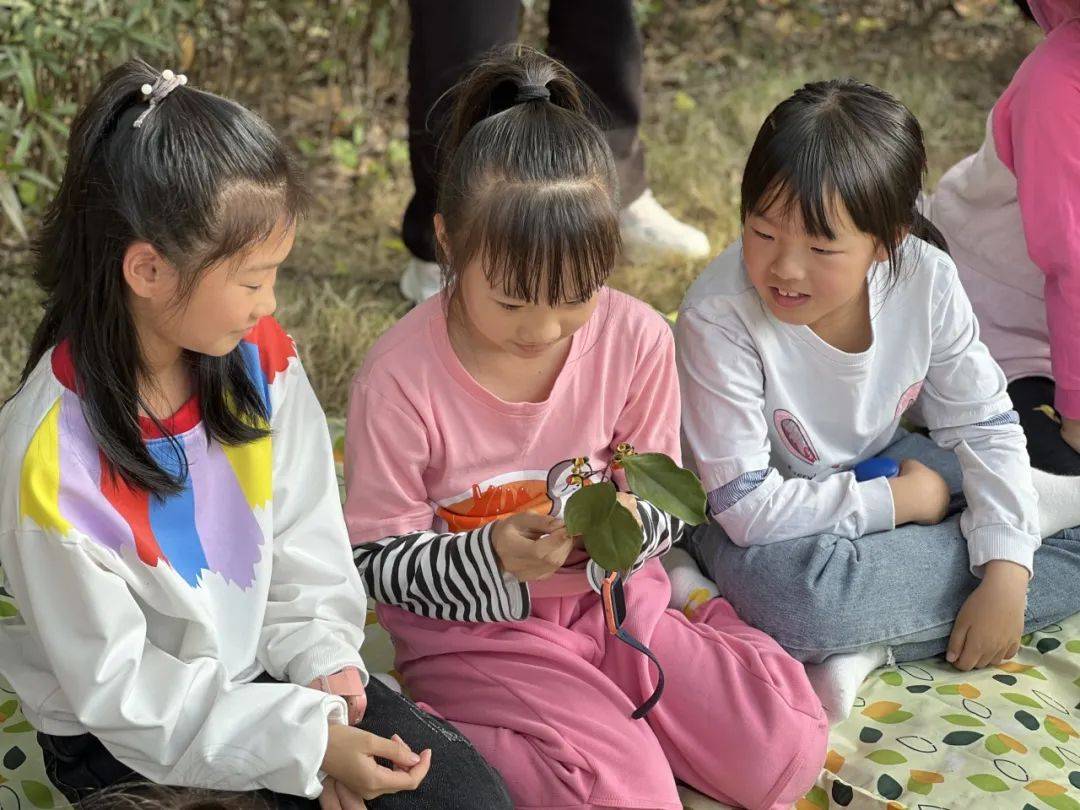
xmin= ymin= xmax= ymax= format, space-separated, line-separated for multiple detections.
xmin=926 ymin=0 xmax=1080 ymax=419
xmin=0 ymin=317 xmax=367 ymax=798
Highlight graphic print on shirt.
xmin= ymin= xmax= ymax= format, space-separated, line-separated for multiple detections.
xmin=434 ymin=458 xmax=589 ymax=532
xmin=773 ymin=409 xmax=819 ymax=465
xmin=895 ymin=380 xmax=925 ymax=419
xmin=17 ymin=320 xmax=294 ymax=590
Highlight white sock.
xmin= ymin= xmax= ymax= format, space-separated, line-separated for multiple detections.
xmin=662 ymin=546 xmax=719 ymax=615
xmin=1032 ymin=468 xmax=1080 ymax=538
xmin=804 ymin=646 xmax=889 ymax=725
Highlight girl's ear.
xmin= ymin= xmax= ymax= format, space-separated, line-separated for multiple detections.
xmin=876 ymin=226 xmax=910 ymax=263
xmin=122 ymin=241 xmax=174 ymax=300
xmin=433 ymin=213 xmax=451 ymax=265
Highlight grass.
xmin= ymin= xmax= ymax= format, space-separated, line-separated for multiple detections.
xmin=0 ymin=1 xmax=1041 ymax=416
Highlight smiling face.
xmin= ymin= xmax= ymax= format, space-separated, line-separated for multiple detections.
xmin=742 ymin=191 xmax=886 ymax=334
xmin=453 ymin=253 xmax=600 ymax=361
xmin=150 ymin=216 xmax=298 ymax=358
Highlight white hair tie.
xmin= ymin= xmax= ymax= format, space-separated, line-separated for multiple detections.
xmin=133 ymin=68 xmax=188 ymax=129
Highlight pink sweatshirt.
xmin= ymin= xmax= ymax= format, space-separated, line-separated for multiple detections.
xmin=927 ymin=0 xmax=1080 ymax=418
xmin=343 ymin=288 xmax=683 ymax=623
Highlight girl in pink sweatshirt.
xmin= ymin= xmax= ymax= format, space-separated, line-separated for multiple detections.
xmin=343 ymin=46 xmax=827 ymax=810
xmin=926 ymin=0 xmax=1080 ymax=474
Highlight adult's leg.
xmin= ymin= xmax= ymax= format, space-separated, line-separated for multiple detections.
xmin=1008 ymin=377 xmax=1080 ymax=475
xmin=546 ymin=0 xmax=646 ymax=205
xmin=402 ymin=0 xmax=521 ymax=262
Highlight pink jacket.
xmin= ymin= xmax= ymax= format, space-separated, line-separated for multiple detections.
xmin=928 ymin=0 xmax=1080 ymax=418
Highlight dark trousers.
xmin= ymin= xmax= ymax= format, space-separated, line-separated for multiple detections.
xmin=1008 ymin=377 xmax=1080 ymax=476
xmin=403 ymin=0 xmax=647 ymax=261
xmin=38 ymin=676 xmax=512 ymax=809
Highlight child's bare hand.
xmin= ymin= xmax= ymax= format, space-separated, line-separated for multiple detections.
xmin=888 ymin=459 xmax=950 ymax=526
xmin=615 ymin=492 xmax=643 ymax=528
xmin=947 ymin=561 xmax=1028 ymax=671
xmin=492 ymin=512 xmax=573 ymax=581
xmin=321 ymin=725 xmax=431 ymax=803
xmin=1062 ymin=416 xmax=1080 ymax=455
xmin=319 ymin=776 xmax=367 ymax=810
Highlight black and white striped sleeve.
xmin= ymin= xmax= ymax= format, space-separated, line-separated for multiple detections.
xmin=352 ymin=522 xmax=530 ymax=622
xmin=585 ymin=498 xmax=684 ymax=591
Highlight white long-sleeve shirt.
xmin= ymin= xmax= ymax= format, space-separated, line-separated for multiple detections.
xmin=676 ymin=237 xmax=1041 ymax=575
xmin=0 ymin=318 xmax=367 ymax=798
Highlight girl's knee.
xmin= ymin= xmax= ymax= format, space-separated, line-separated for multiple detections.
xmin=752 ymin=709 xmax=829 ymax=810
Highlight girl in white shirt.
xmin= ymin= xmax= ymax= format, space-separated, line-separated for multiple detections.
xmin=672 ymin=78 xmax=1080 ymax=722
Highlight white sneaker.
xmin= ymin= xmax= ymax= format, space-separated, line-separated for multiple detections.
xmin=399 ymin=258 xmax=444 ymax=304
xmin=619 ymin=189 xmax=711 ymax=264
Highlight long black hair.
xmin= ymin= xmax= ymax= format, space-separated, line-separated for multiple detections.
xmin=741 ymin=79 xmax=948 ymax=284
xmin=17 ymin=59 xmax=308 ymax=496
xmin=436 ymin=45 xmax=621 ymax=306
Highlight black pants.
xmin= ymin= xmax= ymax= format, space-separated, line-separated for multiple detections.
xmin=38 ymin=677 xmax=512 ymax=809
xmin=1008 ymin=376 xmax=1080 ymax=476
xmin=403 ymin=0 xmax=647 ymax=262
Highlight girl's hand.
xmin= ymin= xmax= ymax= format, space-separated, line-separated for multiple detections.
xmin=1062 ymin=417 xmax=1080 ymax=454
xmin=947 ymin=560 xmax=1028 ymax=671
xmin=615 ymin=492 xmax=643 ymax=529
xmin=319 ymin=776 xmax=367 ymax=810
xmin=321 ymin=725 xmax=431 ymax=803
xmin=888 ymin=459 xmax=950 ymax=526
xmin=492 ymin=512 xmax=574 ymax=581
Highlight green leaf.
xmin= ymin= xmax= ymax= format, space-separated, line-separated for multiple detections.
xmin=1003 ymin=692 xmax=1042 ymax=709
xmin=14 ymin=50 xmax=37 ymax=113
xmin=1041 ymin=746 xmax=1066 ymax=767
xmin=0 ymin=174 xmax=28 ymax=240
xmin=942 ymin=713 xmax=984 ymax=727
xmin=1065 ymin=639 xmax=1080 ymax=653
xmin=1047 ymin=723 xmax=1069 ymax=743
xmin=21 ymin=780 xmax=55 ymax=808
xmin=620 ymin=453 xmax=707 ymax=525
xmin=0 ymin=699 xmax=18 ymax=721
xmin=866 ymin=749 xmax=908 ymax=765
xmin=967 ymin=774 xmax=1009 ymax=792
xmin=0 ymin=600 xmax=16 ymax=618
xmin=880 ymin=670 xmax=902 ymax=686
xmin=36 ymin=111 xmax=69 ymax=139
xmin=985 ymin=735 xmax=1009 ymax=755
xmin=565 ymin=482 xmax=642 ymax=574
xmin=330 ymin=138 xmax=359 ymax=170
xmin=12 ymin=124 xmax=34 ymax=164
xmin=802 ymin=786 xmax=828 ymax=809
xmin=3 ymin=720 xmax=34 ymax=733
xmin=878 ymin=710 xmax=913 ymax=724
xmin=1043 ymin=794 xmax=1080 ymax=810
xmin=906 ymin=778 xmax=932 ymax=795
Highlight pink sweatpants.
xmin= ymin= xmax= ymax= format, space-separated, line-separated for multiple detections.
xmin=381 ymin=561 xmax=828 ymax=809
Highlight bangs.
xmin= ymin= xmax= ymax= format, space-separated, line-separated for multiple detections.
xmin=452 ymin=180 xmax=620 ymax=304
xmin=742 ymin=135 xmax=848 ymax=241
xmin=199 ymin=178 xmax=307 ymax=272
xmin=741 ymin=92 xmax=905 ymax=245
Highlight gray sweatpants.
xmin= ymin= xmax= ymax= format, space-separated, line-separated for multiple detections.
xmin=686 ymin=430 xmax=1080 ymax=663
